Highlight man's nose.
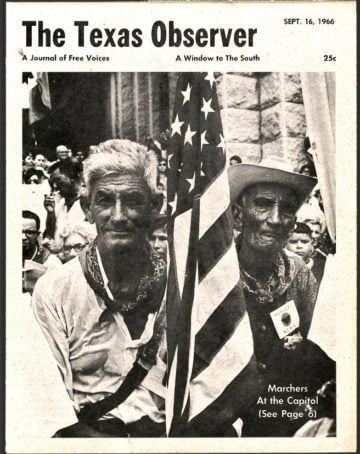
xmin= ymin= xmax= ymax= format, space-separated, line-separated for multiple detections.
xmin=268 ymin=204 xmax=281 ymax=225
xmin=112 ymin=199 xmax=127 ymax=222
xmin=68 ymin=247 xmax=77 ymax=258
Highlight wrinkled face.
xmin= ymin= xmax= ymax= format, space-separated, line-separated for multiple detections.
xmin=34 ymin=154 xmax=46 ymax=168
xmin=62 ymin=232 xmax=88 ymax=263
xmin=22 ymin=218 xmax=38 ymax=255
xmin=235 ymin=183 xmax=298 ymax=255
xmin=150 ymin=227 xmax=167 ymax=259
xmin=286 ymin=232 xmax=313 ymax=263
xmin=88 ymin=174 xmax=153 ymax=255
xmin=50 ymin=169 xmax=73 ymax=197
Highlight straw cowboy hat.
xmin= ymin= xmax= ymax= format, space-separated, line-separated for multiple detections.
xmin=228 ymin=156 xmax=317 ymax=208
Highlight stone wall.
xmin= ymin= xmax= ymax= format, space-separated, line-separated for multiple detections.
xmin=217 ymin=72 xmax=308 ymax=170
xmin=109 ymin=72 xmax=309 ymax=171
xmin=110 ymin=73 xmax=172 ymax=144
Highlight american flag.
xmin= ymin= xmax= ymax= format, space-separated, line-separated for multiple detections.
xmin=166 ymin=73 xmax=254 ymax=436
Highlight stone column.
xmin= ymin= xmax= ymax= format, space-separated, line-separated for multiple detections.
xmin=259 ymin=72 xmax=307 ymax=170
xmin=217 ymin=72 xmax=261 ymax=163
xmin=216 ymin=72 xmax=308 ymax=170
xmin=109 ymin=72 xmax=171 ymax=144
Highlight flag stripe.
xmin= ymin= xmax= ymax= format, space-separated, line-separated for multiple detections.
xmin=198 ymin=209 xmax=235 ymax=282
xmin=173 ymin=209 xmax=192 ymax=298
xmin=192 ymin=286 xmax=246 ymax=379
xmin=165 ymin=346 xmax=178 ymax=434
xmin=194 ymin=241 xmax=240 ymax=332
xmin=169 ymin=198 xmax=200 ymax=434
xmin=189 ymin=312 xmax=253 ymax=419
xmin=192 ymin=296 xmax=245 ymax=379
xmin=199 ymin=169 xmax=231 ymax=239
xmin=166 ymin=72 xmax=254 ymax=435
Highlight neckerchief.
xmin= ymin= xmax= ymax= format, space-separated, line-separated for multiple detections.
xmin=80 ymin=239 xmax=166 ymax=315
xmin=238 ymin=246 xmax=296 ymax=304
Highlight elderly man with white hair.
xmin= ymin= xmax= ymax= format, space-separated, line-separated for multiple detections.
xmin=32 ymin=139 xmax=167 ymax=437
xmin=186 ymin=157 xmax=335 ymax=438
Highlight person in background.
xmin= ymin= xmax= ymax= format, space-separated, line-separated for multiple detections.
xmin=229 ymin=155 xmax=242 ymax=166
xmin=145 ymin=137 xmax=162 ymax=161
xmin=24 ymin=167 xmax=50 ymax=186
xmin=299 ymin=164 xmax=312 ymax=177
xmin=23 ymin=210 xmax=47 ymax=264
xmin=48 ymin=144 xmax=72 ymax=174
xmin=305 ymin=219 xmax=322 ymax=249
xmin=299 ymin=162 xmax=316 ymax=178
xmin=149 ymin=216 xmax=167 ymax=261
xmin=59 ymin=225 xmax=95 ymax=264
xmin=23 ymin=151 xmax=34 ymax=183
xmin=286 ymin=222 xmax=314 ymax=264
xmin=22 ymin=210 xmax=60 ymax=293
xmin=44 ymin=163 xmax=95 ymax=244
xmin=33 ymin=153 xmax=47 ymax=170
xmin=303 ymin=220 xmax=328 ymax=283
xmin=157 ymin=158 xmax=167 ymax=190
xmin=157 ymin=182 xmax=167 ymax=215
xmin=74 ymin=150 xmax=86 ymax=162
xmin=286 ymin=222 xmax=325 ymax=285
xmin=158 ymin=129 xmax=171 ymax=153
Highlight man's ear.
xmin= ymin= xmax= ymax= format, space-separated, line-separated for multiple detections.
xmin=232 ymin=203 xmax=244 ymax=232
xmin=80 ymin=191 xmax=95 ymax=224
xmin=148 ymin=192 xmax=164 ymax=228
xmin=151 ymin=192 xmax=164 ymax=215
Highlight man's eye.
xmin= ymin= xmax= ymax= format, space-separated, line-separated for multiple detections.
xmin=254 ymin=198 xmax=272 ymax=209
xmin=282 ymin=203 xmax=296 ymax=215
xmin=96 ymin=194 xmax=112 ymax=204
xmin=126 ymin=195 xmax=145 ymax=207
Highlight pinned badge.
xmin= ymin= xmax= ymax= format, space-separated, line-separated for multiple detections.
xmin=270 ymin=300 xmax=300 ymax=339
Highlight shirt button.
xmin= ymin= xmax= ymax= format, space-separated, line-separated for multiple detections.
xmin=260 ymin=324 xmax=267 ymax=332
xmin=258 ymin=362 xmax=267 ymax=371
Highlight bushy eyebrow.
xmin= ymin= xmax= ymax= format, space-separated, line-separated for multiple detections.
xmin=253 ymin=195 xmax=273 ymax=201
xmin=94 ymin=188 xmax=113 ymax=197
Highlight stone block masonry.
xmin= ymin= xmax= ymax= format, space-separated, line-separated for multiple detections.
xmin=217 ymin=72 xmax=309 ymax=170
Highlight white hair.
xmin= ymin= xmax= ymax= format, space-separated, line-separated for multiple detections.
xmin=83 ymin=139 xmax=159 ymax=196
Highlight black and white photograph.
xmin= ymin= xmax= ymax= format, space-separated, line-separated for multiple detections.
xmin=5 ymin=2 xmax=356 ymax=452
xmin=19 ymin=71 xmax=336 ymax=438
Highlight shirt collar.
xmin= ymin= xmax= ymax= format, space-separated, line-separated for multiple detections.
xmin=96 ymin=246 xmax=114 ymax=301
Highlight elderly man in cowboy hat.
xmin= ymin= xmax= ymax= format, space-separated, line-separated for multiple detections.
xmin=186 ymin=157 xmax=335 ymax=437
xmin=32 ymin=139 xmax=167 ymax=437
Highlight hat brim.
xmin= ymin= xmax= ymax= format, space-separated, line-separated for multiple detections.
xmin=228 ymin=163 xmax=317 ymax=208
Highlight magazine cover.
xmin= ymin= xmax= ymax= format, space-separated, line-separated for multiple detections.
xmin=5 ymin=1 xmax=356 ymax=453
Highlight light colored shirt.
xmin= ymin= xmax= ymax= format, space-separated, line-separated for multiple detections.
xmin=22 ymin=182 xmax=51 ymax=233
xmin=32 ymin=254 xmax=166 ymax=425
xmin=54 ymin=198 xmax=96 ymax=244
xmin=7 ymin=293 xmax=77 ymax=439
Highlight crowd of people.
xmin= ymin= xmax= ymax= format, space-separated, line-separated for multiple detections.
xmin=21 ymin=136 xmax=335 ymax=438
xmin=22 ymin=140 xmax=169 ymax=293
